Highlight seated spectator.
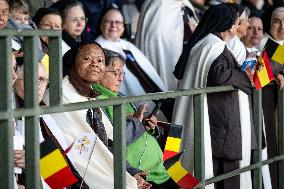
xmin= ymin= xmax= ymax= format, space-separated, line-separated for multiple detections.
xmin=54 ymin=0 xmax=87 ymax=56
xmin=10 ymin=53 xmax=25 ymax=189
xmin=7 ymin=0 xmax=37 ymax=30
xmin=33 ymin=8 xmax=62 ymax=54
xmin=9 ymin=0 xmax=30 ymax=25
xmin=92 ymin=49 xmax=180 ymax=189
xmin=0 ymin=0 xmax=9 ymax=29
xmin=96 ymin=8 xmax=167 ymax=119
xmin=50 ymin=41 xmax=138 ymax=188
xmin=6 ymin=0 xmax=46 ymax=65
xmin=13 ymin=62 xmax=49 ymax=189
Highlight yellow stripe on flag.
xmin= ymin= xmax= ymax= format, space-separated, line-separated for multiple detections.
xmin=164 ymin=137 xmax=181 ymax=152
xmin=257 ymin=61 xmax=271 ymax=87
xmin=167 ymin=160 xmax=187 ymax=182
xmin=40 ymin=149 xmax=67 ymax=179
xmin=272 ymin=46 xmax=284 ymax=64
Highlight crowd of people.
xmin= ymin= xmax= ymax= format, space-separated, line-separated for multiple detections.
xmin=1 ymin=0 xmax=284 ymax=188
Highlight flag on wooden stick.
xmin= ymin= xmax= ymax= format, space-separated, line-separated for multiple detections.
xmin=253 ymin=51 xmax=274 ymax=90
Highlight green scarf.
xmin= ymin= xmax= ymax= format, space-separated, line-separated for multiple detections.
xmin=91 ymin=83 xmax=135 ymax=120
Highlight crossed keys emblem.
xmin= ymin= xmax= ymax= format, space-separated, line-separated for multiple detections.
xmin=75 ymin=136 xmax=91 ymax=154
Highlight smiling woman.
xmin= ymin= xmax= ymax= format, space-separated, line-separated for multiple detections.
xmin=95 ymin=8 xmax=167 ymax=119
xmin=49 ymin=41 xmax=139 ymax=188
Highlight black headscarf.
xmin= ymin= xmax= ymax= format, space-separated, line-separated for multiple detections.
xmin=32 ymin=8 xmax=62 ymax=26
xmin=173 ymin=3 xmax=239 ymax=80
xmin=261 ymin=2 xmax=284 ymax=36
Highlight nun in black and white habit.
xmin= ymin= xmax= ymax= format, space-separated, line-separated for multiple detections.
xmin=135 ymin=0 xmax=199 ymax=91
xmin=172 ymin=4 xmax=253 ymax=189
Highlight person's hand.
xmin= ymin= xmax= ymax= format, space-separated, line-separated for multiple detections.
xmin=133 ymin=172 xmax=152 ymax=189
xmin=14 ymin=150 xmax=25 ymax=169
xmin=133 ymin=104 xmax=148 ymax=122
xmin=276 ymin=73 xmax=284 ymax=89
xmin=244 ymin=67 xmax=255 ymax=86
xmin=143 ymin=116 xmax=158 ymax=132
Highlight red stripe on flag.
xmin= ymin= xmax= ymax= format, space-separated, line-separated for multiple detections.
xmin=45 ymin=166 xmax=77 ymax=189
xmin=163 ymin=150 xmax=178 ymax=161
xmin=177 ymin=173 xmax=200 ymax=189
xmin=262 ymin=51 xmax=274 ymax=81
xmin=253 ymin=72 xmax=262 ymax=90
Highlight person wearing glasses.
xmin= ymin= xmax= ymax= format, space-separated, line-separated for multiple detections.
xmin=0 ymin=0 xmax=9 ymax=29
xmin=33 ymin=8 xmax=62 ymax=54
xmin=96 ymin=8 xmax=168 ymax=120
xmin=91 ymin=49 xmax=179 ymax=189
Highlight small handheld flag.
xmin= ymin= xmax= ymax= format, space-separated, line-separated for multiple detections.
xmin=265 ymin=38 xmax=284 ymax=64
xmin=253 ymin=51 xmax=274 ymax=90
xmin=40 ymin=139 xmax=77 ymax=189
xmin=164 ymin=152 xmax=199 ymax=189
xmin=163 ymin=124 xmax=183 ymax=161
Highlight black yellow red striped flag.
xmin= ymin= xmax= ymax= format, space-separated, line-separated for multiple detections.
xmin=164 ymin=152 xmax=199 ymax=189
xmin=40 ymin=139 xmax=77 ymax=189
xmin=253 ymin=51 xmax=274 ymax=90
xmin=163 ymin=124 xmax=183 ymax=161
xmin=265 ymin=38 xmax=284 ymax=64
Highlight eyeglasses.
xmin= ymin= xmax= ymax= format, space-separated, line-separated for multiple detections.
xmin=0 ymin=10 xmax=9 ymax=18
xmin=39 ymin=22 xmax=62 ymax=30
xmin=66 ymin=16 xmax=87 ymax=24
xmin=103 ymin=20 xmax=123 ymax=26
xmin=17 ymin=77 xmax=49 ymax=84
xmin=106 ymin=70 xmax=125 ymax=77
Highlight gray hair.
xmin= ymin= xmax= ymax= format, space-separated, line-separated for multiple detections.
xmin=103 ymin=49 xmax=125 ymax=69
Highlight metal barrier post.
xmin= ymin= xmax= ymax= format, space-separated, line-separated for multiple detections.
xmin=48 ymin=36 xmax=62 ymax=106
xmin=113 ymin=103 xmax=126 ymax=189
xmin=0 ymin=36 xmax=14 ymax=189
xmin=252 ymin=89 xmax=263 ymax=189
xmin=23 ymin=36 xmax=41 ymax=188
xmin=194 ymin=94 xmax=205 ymax=188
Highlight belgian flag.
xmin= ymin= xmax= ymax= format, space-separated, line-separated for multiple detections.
xmin=40 ymin=139 xmax=77 ymax=189
xmin=265 ymin=38 xmax=284 ymax=64
xmin=164 ymin=152 xmax=199 ymax=189
xmin=163 ymin=124 xmax=183 ymax=161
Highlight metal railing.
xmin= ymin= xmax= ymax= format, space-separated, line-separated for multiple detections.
xmin=0 ymin=29 xmax=283 ymax=189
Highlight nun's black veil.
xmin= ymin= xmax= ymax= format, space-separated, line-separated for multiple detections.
xmin=173 ymin=3 xmax=239 ymax=80
xmin=261 ymin=2 xmax=284 ymax=36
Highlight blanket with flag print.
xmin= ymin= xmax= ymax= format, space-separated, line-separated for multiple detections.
xmin=265 ymin=38 xmax=284 ymax=64
xmin=40 ymin=138 xmax=77 ymax=189
xmin=163 ymin=124 xmax=183 ymax=161
xmin=253 ymin=51 xmax=274 ymax=90
xmin=164 ymin=152 xmax=199 ymax=189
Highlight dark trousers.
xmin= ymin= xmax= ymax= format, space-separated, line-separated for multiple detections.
xmin=262 ymin=85 xmax=278 ymax=189
xmin=213 ymin=157 xmax=240 ymax=189
xmin=149 ymin=177 xmax=179 ymax=189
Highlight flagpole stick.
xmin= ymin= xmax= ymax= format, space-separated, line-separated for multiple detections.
xmin=79 ymin=138 xmax=97 ymax=189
